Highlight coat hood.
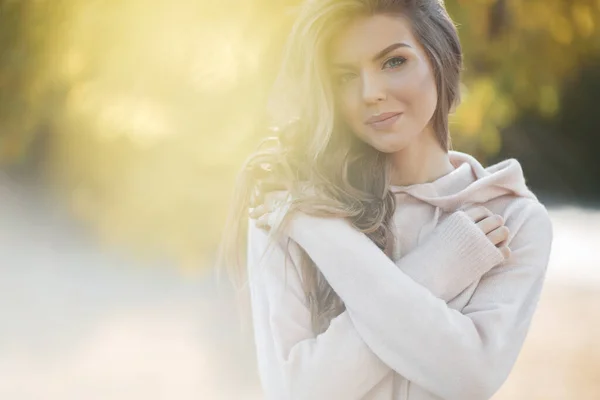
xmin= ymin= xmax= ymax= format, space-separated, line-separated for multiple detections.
xmin=390 ymin=150 xmax=538 ymax=212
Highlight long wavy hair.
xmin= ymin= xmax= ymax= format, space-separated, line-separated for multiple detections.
xmin=216 ymin=0 xmax=462 ymax=335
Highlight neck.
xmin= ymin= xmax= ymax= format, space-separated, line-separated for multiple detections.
xmin=389 ymin=128 xmax=454 ymax=187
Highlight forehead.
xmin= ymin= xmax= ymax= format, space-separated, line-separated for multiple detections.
xmin=328 ymin=13 xmax=417 ymax=63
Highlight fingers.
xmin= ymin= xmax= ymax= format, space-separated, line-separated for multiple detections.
xmin=463 ymin=205 xmax=511 ymax=259
xmin=249 ymin=178 xmax=287 ymax=208
xmin=463 ymin=205 xmax=493 ymax=223
xmin=255 ymin=213 xmax=271 ymax=230
xmin=464 ymin=205 xmax=505 ymax=235
xmin=252 ymin=200 xmax=287 ymax=231
xmin=486 ymin=224 xmax=510 ymax=246
xmin=476 ymin=214 xmax=504 ymax=235
xmin=249 ymin=190 xmax=291 ymax=233
xmin=249 ymin=190 xmax=289 ymax=216
xmin=249 ymin=204 xmax=271 ymax=231
xmin=249 ymin=204 xmax=267 ymax=219
xmin=499 ymin=245 xmax=511 ymax=259
xmin=248 ymin=163 xmax=272 ymax=207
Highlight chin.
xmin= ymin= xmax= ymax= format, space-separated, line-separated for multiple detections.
xmin=363 ymin=132 xmax=411 ymax=153
xmin=374 ymin=143 xmax=406 ymax=153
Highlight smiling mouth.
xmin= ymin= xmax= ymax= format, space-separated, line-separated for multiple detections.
xmin=366 ymin=113 xmax=402 ymax=130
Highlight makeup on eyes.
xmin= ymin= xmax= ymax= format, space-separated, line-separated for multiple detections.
xmin=333 ymin=54 xmax=407 ymax=81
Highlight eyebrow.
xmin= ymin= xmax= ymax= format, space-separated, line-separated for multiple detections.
xmin=332 ymin=42 xmax=412 ymax=69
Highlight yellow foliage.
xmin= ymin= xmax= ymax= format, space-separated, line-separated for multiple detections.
xmin=1 ymin=0 xmax=599 ymax=268
xmin=480 ymin=125 xmax=502 ymax=155
xmin=572 ymin=5 xmax=595 ymax=38
xmin=550 ymin=15 xmax=574 ymax=44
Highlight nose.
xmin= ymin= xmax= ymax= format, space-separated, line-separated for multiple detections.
xmin=361 ymin=71 xmax=387 ymax=104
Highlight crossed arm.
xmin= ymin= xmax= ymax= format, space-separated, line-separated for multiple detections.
xmin=247 ymin=201 xmax=553 ymax=400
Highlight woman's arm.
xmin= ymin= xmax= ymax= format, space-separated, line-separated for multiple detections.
xmin=247 ymin=208 xmax=507 ymax=399
xmin=286 ymin=201 xmax=553 ymax=400
xmin=247 ymin=218 xmax=389 ymax=400
xmin=390 ymin=210 xmax=507 ymax=303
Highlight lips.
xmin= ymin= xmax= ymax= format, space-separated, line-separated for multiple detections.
xmin=365 ymin=112 xmax=402 ymax=130
xmin=365 ymin=112 xmax=402 ymax=125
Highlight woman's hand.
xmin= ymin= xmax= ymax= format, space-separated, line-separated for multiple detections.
xmin=249 ymin=187 xmax=512 ymax=259
xmin=249 ymin=189 xmax=289 ymax=230
xmin=463 ymin=205 xmax=511 ymax=259
xmin=248 ymin=163 xmax=289 ymax=230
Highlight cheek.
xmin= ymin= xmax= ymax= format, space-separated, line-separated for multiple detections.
xmin=336 ymin=91 xmax=361 ymax=127
xmin=391 ymin=64 xmax=438 ymax=116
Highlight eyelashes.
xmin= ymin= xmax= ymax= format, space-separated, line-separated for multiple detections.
xmin=334 ymin=56 xmax=408 ymax=86
xmin=383 ymin=56 xmax=407 ymax=69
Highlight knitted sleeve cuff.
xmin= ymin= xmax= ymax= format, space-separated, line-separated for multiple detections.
xmin=400 ymin=210 xmax=506 ymax=301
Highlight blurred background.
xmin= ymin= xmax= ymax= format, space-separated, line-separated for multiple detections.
xmin=0 ymin=0 xmax=599 ymax=399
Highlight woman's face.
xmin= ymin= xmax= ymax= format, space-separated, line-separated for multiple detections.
xmin=328 ymin=14 xmax=438 ymax=153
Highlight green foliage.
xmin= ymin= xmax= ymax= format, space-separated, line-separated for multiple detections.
xmin=446 ymin=0 xmax=600 ymax=153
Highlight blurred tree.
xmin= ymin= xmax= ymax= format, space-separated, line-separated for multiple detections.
xmin=0 ymin=0 xmax=598 ymax=268
xmin=446 ymin=0 xmax=600 ymax=157
xmin=0 ymin=0 xmax=32 ymax=167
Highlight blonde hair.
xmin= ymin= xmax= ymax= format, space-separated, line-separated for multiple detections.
xmin=216 ymin=0 xmax=462 ymax=334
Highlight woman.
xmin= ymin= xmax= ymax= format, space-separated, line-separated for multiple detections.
xmin=217 ymin=0 xmax=553 ymax=399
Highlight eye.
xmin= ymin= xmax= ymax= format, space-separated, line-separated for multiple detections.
xmin=336 ymin=72 xmax=357 ymax=85
xmin=383 ymin=56 xmax=407 ymax=69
